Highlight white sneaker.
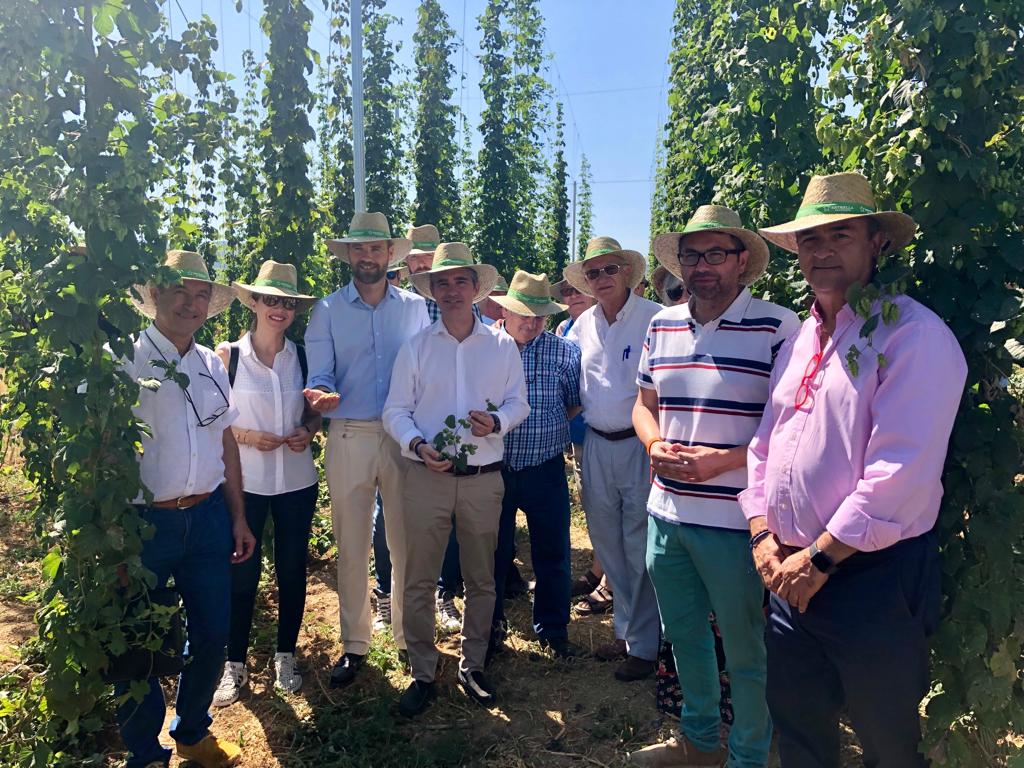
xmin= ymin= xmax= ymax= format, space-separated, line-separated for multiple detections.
xmin=373 ymin=593 xmax=392 ymax=632
xmin=273 ymin=652 xmax=302 ymax=693
xmin=212 ymin=661 xmax=247 ymax=707
xmin=436 ymin=595 xmax=462 ymax=635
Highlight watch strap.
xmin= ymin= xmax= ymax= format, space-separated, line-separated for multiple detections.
xmin=809 ymin=540 xmax=838 ymax=575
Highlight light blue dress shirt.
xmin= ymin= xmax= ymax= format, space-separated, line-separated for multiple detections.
xmin=305 ymin=282 xmax=430 ymax=420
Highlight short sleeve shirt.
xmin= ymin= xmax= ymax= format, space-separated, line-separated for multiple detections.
xmin=637 ymin=288 xmax=800 ymax=530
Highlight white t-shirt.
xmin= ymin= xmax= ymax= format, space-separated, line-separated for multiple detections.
xmin=637 ymin=289 xmax=800 ymax=530
xmin=218 ymin=334 xmax=318 ymax=496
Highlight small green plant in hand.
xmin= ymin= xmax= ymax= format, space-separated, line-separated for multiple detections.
xmin=432 ymin=414 xmax=478 ymax=472
xmin=485 ymin=399 xmax=499 ymax=412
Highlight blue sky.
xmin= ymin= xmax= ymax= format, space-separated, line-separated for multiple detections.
xmin=171 ymin=0 xmax=676 ymax=257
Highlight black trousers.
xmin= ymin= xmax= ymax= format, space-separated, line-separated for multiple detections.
xmin=766 ymin=531 xmax=940 ymax=768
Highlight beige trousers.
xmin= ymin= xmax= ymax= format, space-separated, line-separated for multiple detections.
xmin=325 ymin=419 xmax=407 ymax=653
xmin=401 ymin=461 xmax=504 ymax=682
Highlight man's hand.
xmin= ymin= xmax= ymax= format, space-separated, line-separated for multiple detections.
xmin=751 ymin=533 xmax=787 ymax=591
xmin=284 ymin=426 xmax=313 ymax=453
xmin=249 ymin=431 xmax=286 ymax=452
xmin=418 ymin=443 xmax=453 ymax=473
xmin=468 ymin=410 xmax=496 ymax=437
xmin=667 ymin=444 xmax=733 ymax=483
xmin=304 ymin=387 xmax=341 ymax=413
xmin=772 ymin=548 xmax=829 ymax=613
xmin=649 ymin=441 xmax=687 ymax=480
xmin=231 ymin=519 xmax=257 ymax=564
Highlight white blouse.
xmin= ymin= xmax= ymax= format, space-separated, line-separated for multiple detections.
xmin=218 ymin=334 xmax=318 ymax=496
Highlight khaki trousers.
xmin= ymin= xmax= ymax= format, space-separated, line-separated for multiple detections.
xmin=402 ymin=461 xmax=504 ymax=682
xmin=325 ymin=419 xmax=407 ymax=653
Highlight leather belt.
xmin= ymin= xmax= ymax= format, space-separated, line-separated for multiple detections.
xmin=151 ymin=492 xmax=212 ymax=509
xmin=445 ymin=461 xmax=503 ymax=477
xmin=590 ymin=426 xmax=637 ymax=442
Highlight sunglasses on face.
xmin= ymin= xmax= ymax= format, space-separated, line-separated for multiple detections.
xmin=386 ymin=270 xmax=400 ymax=281
xmin=677 ymin=248 xmax=742 ymax=267
xmin=258 ymin=294 xmax=299 ymax=311
xmin=666 ymin=285 xmax=687 ymax=302
xmin=561 ymin=285 xmax=581 ymax=297
xmin=584 ymin=264 xmax=622 ymax=281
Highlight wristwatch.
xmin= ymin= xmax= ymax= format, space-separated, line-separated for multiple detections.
xmin=808 ymin=540 xmax=838 ymax=575
xmin=491 ymin=414 xmax=502 ymax=434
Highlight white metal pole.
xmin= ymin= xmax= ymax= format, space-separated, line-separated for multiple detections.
xmin=571 ymin=178 xmax=577 ymax=261
xmin=351 ymin=0 xmax=366 ymax=213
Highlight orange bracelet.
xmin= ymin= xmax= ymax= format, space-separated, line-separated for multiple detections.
xmin=645 ymin=437 xmax=662 ymax=455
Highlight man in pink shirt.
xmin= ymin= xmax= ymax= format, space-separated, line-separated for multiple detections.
xmin=739 ymin=172 xmax=967 ymax=768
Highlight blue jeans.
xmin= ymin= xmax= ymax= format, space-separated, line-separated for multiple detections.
xmin=492 ymin=455 xmax=571 ymax=640
xmin=116 ymin=489 xmax=233 ymax=768
xmin=372 ymin=490 xmax=391 ymax=594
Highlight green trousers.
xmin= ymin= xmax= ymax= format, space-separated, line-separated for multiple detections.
xmin=646 ymin=515 xmax=771 ymax=768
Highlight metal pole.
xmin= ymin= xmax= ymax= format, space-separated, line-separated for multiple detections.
xmin=351 ymin=0 xmax=366 ymax=213
xmin=570 ymin=178 xmax=577 ymax=261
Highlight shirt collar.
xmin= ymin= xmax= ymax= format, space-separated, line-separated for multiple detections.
xmin=144 ymin=323 xmax=193 ymax=362
xmin=343 ymin=281 xmax=398 ymax=307
xmin=431 ymin=316 xmax=489 ymax=339
xmin=239 ymin=332 xmax=293 ymax=360
xmin=811 ymin=300 xmax=857 ymax=330
xmin=720 ymin=287 xmax=754 ymax=322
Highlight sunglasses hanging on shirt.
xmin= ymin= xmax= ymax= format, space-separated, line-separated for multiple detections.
xmin=144 ymin=331 xmax=230 ymax=428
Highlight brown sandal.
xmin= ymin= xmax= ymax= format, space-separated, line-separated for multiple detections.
xmin=571 ymin=569 xmax=601 ymax=597
xmin=574 ymin=584 xmax=613 ymax=615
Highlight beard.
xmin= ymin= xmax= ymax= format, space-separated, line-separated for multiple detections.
xmin=353 ymin=262 xmax=386 ymax=285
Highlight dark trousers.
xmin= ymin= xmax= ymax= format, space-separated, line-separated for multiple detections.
xmin=227 ymin=484 xmax=318 ymax=661
xmin=492 ymin=454 xmax=571 ymax=640
xmin=766 ymin=531 xmax=940 ymax=768
xmin=437 ymin=528 xmax=463 ymax=598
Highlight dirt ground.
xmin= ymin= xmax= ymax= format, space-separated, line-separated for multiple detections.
xmin=0 ymin=471 xmax=865 ymax=767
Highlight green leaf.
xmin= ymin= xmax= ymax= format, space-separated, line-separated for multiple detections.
xmin=41 ymin=547 xmax=62 ymax=581
xmin=444 ymin=414 xmax=456 ymax=429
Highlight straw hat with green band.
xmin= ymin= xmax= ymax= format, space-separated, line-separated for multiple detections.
xmin=327 ymin=211 xmax=412 ymax=267
xmin=405 ymin=224 xmax=441 ymax=255
xmin=491 ymin=274 xmax=509 ymax=294
xmin=562 ymin=235 xmax=647 ymax=297
xmin=409 ymin=242 xmax=499 ymax=304
xmin=232 ymin=260 xmax=318 ymax=312
xmin=652 ymin=205 xmax=770 ymax=285
xmin=758 ymin=172 xmax=917 ymax=255
xmin=491 ymin=270 xmax=567 ymax=317
xmin=130 ymin=249 xmax=236 ymax=319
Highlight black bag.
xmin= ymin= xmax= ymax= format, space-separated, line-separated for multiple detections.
xmin=102 ymin=586 xmax=185 ymax=683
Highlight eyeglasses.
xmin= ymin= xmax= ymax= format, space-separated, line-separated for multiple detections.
xmin=584 ymin=264 xmax=622 ymax=281
xmin=145 ymin=331 xmax=231 ymax=427
xmin=560 ymin=285 xmax=580 ymax=297
xmin=794 ymin=352 xmax=823 ymax=411
xmin=258 ymin=294 xmax=299 ymax=311
xmin=678 ymin=248 xmax=742 ymax=267
xmin=666 ymin=286 xmax=686 ymax=302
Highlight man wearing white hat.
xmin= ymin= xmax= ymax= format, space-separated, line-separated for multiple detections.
xmin=629 ymin=207 xmax=800 ymax=768
xmin=488 ymin=271 xmax=582 ymax=661
xmin=304 ymin=211 xmax=430 ymax=688
xmin=384 ymin=243 xmax=530 ymax=717
xmin=741 ymin=172 xmax=967 ymax=767
xmin=563 ymin=236 xmax=662 ymax=682
xmin=119 ymin=251 xmax=255 ymax=768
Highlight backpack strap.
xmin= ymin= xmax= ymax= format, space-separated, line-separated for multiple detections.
xmin=227 ymin=343 xmax=240 ymax=388
xmin=295 ymin=343 xmax=308 ymax=387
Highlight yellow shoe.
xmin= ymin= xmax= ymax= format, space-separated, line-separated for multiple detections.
xmin=176 ymin=735 xmax=242 ymax=768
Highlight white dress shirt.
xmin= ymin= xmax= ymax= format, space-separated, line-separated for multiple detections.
xmin=125 ymin=324 xmax=238 ymax=503
xmin=566 ymin=290 xmax=662 ymax=432
xmin=217 ymin=334 xmax=318 ymax=496
xmin=383 ymin=318 xmax=531 ymax=466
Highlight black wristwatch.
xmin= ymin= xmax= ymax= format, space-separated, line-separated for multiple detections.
xmin=809 ymin=540 xmax=838 ymax=575
xmin=490 ymin=414 xmax=501 ymax=434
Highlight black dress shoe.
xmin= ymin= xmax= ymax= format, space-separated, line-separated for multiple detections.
xmin=398 ymin=680 xmax=437 ymax=718
xmin=540 ymin=637 xmax=581 ymax=659
xmin=614 ymin=655 xmax=656 ymax=682
xmin=329 ymin=652 xmax=364 ymax=688
xmin=457 ymin=669 xmax=497 ymax=706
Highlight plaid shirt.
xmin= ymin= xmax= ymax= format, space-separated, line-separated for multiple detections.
xmin=503 ymin=331 xmax=582 ymax=471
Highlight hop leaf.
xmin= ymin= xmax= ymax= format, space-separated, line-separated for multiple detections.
xmin=444 ymin=414 xmax=456 ymax=429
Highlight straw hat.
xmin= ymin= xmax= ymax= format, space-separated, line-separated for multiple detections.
xmin=562 ymin=236 xmax=647 ymax=297
xmin=759 ymin=172 xmax=917 ymax=254
xmin=409 ymin=242 xmax=500 ymax=304
xmin=327 ymin=211 xmax=411 ymax=267
xmin=652 ymin=205 xmax=769 ymax=285
xmin=491 ymin=274 xmax=510 ymax=294
xmin=232 ymin=260 xmax=318 ymax=312
xmin=491 ymin=271 xmax=567 ymax=317
xmin=405 ymin=224 xmax=441 ymax=255
xmin=651 ymin=265 xmax=687 ymax=305
xmin=130 ymin=250 xmax=235 ymax=319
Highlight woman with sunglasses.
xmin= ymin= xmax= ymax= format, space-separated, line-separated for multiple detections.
xmin=212 ymin=261 xmax=322 ymax=706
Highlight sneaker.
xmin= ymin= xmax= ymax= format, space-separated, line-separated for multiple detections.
xmin=330 ymin=652 xmax=365 ymax=688
xmin=626 ymin=735 xmax=724 ymax=767
xmin=373 ymin=591 xmax=392 ymax=632
xmin=436 ymin=595 xmax=462 ymax=634
xmin=398 ymin=680 xmax=437 ymax=718
xmin=458 ymin=668 xmax=497 ymax=707
xmin=273 ymin=652 xmax=302 ymax=693
xmin=211 ymin=661 xmax=247 ymax=708
xmin=176 ymin=735 xmax=242 ymax=768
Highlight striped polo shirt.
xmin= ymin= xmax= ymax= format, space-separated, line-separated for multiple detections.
xmin=637 ymin=287 xmax=800 ymax=530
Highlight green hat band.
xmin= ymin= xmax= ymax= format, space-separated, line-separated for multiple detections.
xmin=435 ymin=257 xmax=474 ymax=268
xmin=507 ymin=288 xmax=553 ymax=306
xmin=683 ymin=220 xmax=734 ymax=233
xmin=796 ymin=201 xmax=875 ymax=218
xmin=175 ymin=268 xmax=210 ymax=281
xmin=347 ymin=228 xmax=390 ymax=238
xmin=413 ymin=241 xmax=439 ymax=250
xmin=254 ymin=277 xmax=297 ymax=291
xmin=586 ymin=246 xmax=619 ymax=258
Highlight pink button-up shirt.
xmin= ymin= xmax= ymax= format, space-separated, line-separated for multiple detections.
xmin=738 ymin=295 xmax=967 ymax=552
